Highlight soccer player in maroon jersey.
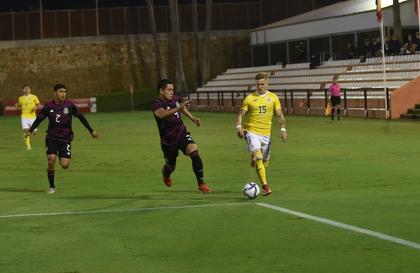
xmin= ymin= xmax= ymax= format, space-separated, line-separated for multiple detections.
xmin=25 ymin=84 xmax=98 ymax=193
xmin=152 ymin=79 xmax=211 ymax=193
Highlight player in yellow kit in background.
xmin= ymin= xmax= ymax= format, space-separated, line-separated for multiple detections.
xmin=16 ymin=85 xmax=41 ymax=150
xmin=236 ymin=72 xmax=287 ymax=195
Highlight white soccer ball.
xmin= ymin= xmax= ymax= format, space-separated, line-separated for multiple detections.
xmin=243 ymin=182 xmax=260 ymax=199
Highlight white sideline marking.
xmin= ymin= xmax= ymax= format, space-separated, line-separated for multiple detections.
xmin=3 ymin=201 xmax=419 ymax=250
xmin=0 ymin=202 xmax=250 ymax=219
xmin=257 ymin=202 xmax=420 ymax=250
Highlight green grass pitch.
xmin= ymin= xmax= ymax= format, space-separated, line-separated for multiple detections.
xmin=0 ymin=112 xmax=420 ymax=273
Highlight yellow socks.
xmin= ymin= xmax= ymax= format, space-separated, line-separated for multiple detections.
xmin=253 ymin=150 xmax=267 ymax=185
xmin=256 ymin=159 xmax=267 ymax=185
xmin=24 ymin=135 xmax=31 ymax=150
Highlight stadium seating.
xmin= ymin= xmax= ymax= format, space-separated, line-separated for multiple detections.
xmin=336 ymin=56 xmax=420 ymax=89
xmin=191 ymin=55 xmax=420 ymax=118
xmin=321 ymin=59 xmax=360 ymax=66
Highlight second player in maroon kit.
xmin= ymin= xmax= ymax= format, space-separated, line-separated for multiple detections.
xmin=152 ymin=79 xmax=211 ymax=193
xmin=27 ymin=83 xmax=98 ymax=193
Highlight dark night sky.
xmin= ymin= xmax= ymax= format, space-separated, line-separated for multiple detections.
xmin=0 ymin=0 xmax=252 ymax=12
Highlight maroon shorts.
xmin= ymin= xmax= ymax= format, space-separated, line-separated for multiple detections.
xmin=161 ymin=132 xmax=195 ymax=165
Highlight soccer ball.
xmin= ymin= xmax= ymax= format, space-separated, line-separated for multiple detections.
xmin=243 ymin=182 xmax=260 ymax=199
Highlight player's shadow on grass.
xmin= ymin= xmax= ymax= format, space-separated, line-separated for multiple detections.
xmin=0 ymin=188 xmax=45 ymax=193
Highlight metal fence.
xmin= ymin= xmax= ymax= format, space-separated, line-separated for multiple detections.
xmin=185 ymin=88 xmax=392 ymax=118
xmin=0 ymin=2 xmax=285 ymax=41
xmin=0 ymin=0 xmax=348 ymax=41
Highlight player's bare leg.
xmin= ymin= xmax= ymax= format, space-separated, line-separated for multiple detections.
xmin=336 ymin=105 xmax=341 ymax=120
xmin=60 ymin=158 xmax=71 ymax=169
xmin=47 ymin=154 xmax=57 ymax=193
xmin=186 ymin=144 xmax=211 ymax=193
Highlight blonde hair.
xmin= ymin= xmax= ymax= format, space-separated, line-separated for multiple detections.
xmin=255 ymin=72 xmax=268 ymax=81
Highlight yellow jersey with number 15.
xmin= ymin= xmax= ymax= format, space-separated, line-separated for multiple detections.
xmin=17 ymin=94 xmax=40 ymax=119
xmin=241 ymin=91 xmax=281 ymax=136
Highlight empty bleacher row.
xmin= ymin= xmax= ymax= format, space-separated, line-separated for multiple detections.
xmin=207 ymin=75 xmax=332 ymax=87
xmin=339 ymin=71 xmax=420 ymax=81
xmin=352 ymin=62 xmax=420 ymax=72
xmin=364 ymin=54 xmax=420 ymax=63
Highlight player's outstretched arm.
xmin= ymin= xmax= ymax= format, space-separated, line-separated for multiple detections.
xmin=181 ymin=107 xmax=200 ymax=127
xmin=154 ymin=100 xmax=190 ymax=119
xmin=76 ymin=114 xmax=97 ymax=138
xmin=15 ymin=102 xmax=22 ymax=111
xmin=73 ymin=104 xmax=97 ymax=138
xmin=25 ymin=106 xmax=49 ymax=137
xmin=35 ymin=102 xmax=42 ymax=111
xmin=236 ymin=110 xmax=246 ymax=138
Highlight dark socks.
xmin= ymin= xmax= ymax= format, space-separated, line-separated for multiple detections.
xmin=47 ymin=170 xmax=55 ymax=188
xmin=162 ymin=164 xmax=175 ymax=178
xmin=190 ymin=151 xmax=204 ymax=184
xmin=331 ymin=108 xmax=335 ymax=120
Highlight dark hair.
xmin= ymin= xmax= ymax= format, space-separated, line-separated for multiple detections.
xmin=53 ymin=83 xmax=66 ymax=91
xmin=22 ymin=84 xmax=30 ymax=89
xmin=157 ymin=79 xmax=173 ymax=93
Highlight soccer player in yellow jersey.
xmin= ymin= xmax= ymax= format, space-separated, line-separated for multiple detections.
xmin=236 ymin=72 xmax=287 ymax=195
xmin=16 ymin=85 xmax=41 ymax=150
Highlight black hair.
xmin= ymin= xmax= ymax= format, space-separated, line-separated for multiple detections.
xmin=53 ymin=83 xmax=66 ymax=91
xmin=22 ymin=84 xmax=30 ymax=89
xmin=157 ymin=79 xmax=173 ymax=93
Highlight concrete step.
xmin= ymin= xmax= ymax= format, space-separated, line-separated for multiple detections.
xmin=407 ymin=108 xmax=420 ymax=114
xmin=401 ymin=113 xmax=420 ymax=119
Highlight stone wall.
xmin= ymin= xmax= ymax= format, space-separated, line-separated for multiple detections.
xmin=0 ymin=31 xmax=250 ymax=100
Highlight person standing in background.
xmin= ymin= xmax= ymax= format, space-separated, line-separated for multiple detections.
xmin=329 ymin=80 xmax=342 ymax=121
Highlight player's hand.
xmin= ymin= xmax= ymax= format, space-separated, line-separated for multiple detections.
xmin=177 ymin=100 xmax=190 ymax=111
xmin=236 ymin=127 xmax=244 ymax=139
xmin=91 ymin=130 xmax=99 ymax=139
xmin=181 ymin=99 xmax=190 ymax=108
xmin=191 ymin=116 xmax=201 ymax=127
xmin=280 ymin=130 xmax=287 ymax=142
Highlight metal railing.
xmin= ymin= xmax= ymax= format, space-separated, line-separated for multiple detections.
xmin=0 ymin=1 xmax=294 ymax=41
xmin=184 ymin=88 xmax=391 ymax=118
